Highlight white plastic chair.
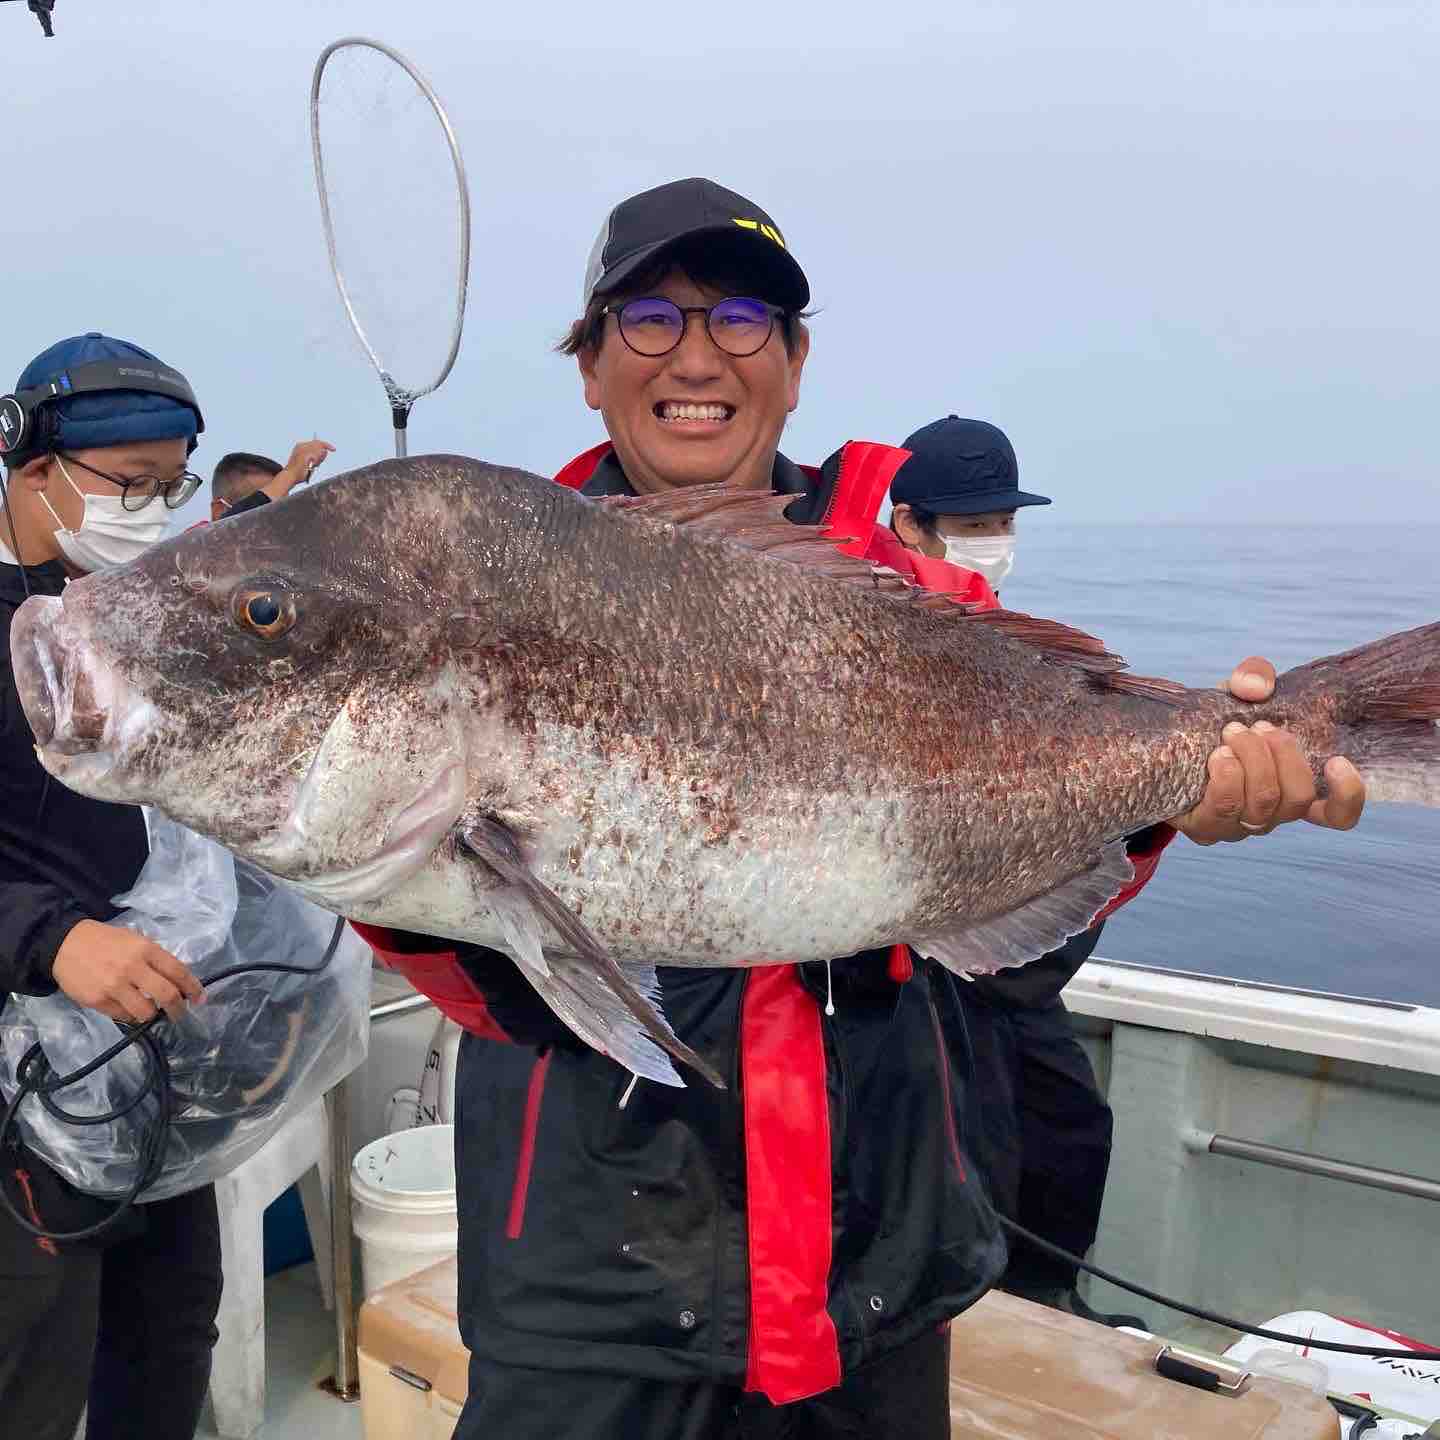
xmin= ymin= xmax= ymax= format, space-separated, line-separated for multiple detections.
xmin=209 ymin=1098 xmax=335 ymax=1440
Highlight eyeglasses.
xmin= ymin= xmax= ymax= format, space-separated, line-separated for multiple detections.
xmin=61 ymin=453 xmax=203 ymax=512
xmin=602 ymin=296 xmax=785 ymax=358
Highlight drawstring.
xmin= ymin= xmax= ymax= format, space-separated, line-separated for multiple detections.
xmin=824 ymin=960 xmax=835 ymax=1017
xmin=618 ymin=1072 xmax=640 ymax=1110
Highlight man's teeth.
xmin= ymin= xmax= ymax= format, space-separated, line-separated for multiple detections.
xmin=659 ymin=402 xmax=731 ymax=422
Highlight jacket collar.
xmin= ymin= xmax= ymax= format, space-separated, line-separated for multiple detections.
xmin=581 ymin=447 xmax=814 ymax=501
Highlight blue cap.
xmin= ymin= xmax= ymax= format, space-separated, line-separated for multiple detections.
xmin=10 ymin=332 xmax=200 ymax=464
xmin=891 ymin=416 xmax=1051 ymax=516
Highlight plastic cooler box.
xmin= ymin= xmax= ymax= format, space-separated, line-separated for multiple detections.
xmin=359 ymin=1260 xmax=1342 ymax=1438
xmin=949 ymin=1291 xmax=1341 ymax=1437
xmin=358 ymin=1255 xmax=468 ymax=1440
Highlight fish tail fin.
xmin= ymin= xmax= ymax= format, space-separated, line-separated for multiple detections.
xmin=1281 ymin=621 xmax=1440 ymax=806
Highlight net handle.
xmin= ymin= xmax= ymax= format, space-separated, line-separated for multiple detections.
xmin=309 ymin=36 xmax=472 ymax=454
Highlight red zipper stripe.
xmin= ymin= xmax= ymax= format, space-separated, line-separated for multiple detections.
xmin=13 ymin=1169 xmax=59 ymax=1255
xmin=506 ymin=1051 xmax=552 ymax=1240
xmin=887 ymin=942 xmax=914 ymax=984
xmin=741 ymin=966 xmax=841 ymax=1403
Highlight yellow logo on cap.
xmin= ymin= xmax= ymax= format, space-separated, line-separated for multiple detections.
xmin=732 ymin=217 xmax=786 ymax=249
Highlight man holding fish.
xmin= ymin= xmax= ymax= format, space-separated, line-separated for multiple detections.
xmin=353 ymin=179 xmax=1369 ymax=1438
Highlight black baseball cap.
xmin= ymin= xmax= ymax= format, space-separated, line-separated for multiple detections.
xmin=582 ymin=177 xmax=810 ymax=311
xmin=891 ymin=417 xmax=1051 ymax=515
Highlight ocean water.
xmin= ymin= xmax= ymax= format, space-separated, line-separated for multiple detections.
xmin=1000 ymin=525 xmax=1440 ymax=1007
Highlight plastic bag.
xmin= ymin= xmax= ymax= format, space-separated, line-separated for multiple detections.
xmin=0 ymin=813 xmax=370 ymax=1201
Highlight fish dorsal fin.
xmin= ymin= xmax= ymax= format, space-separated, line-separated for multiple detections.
xmin=603 ymin=485 xmax=964 ymax=601
xmin=603 ymin=487 xmax=888 ymax=591
xmin=603 ymin=484 xmax=1163 ymax=687
xmin=964 ymin=609 xmax=1127 ymax=674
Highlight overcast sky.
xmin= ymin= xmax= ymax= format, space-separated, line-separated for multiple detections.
xmin=5 ymin=0 xmax=1436 ymax=524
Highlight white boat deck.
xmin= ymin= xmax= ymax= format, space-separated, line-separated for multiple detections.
xmin=199 ymin=1263 xmax=363 ymax=1440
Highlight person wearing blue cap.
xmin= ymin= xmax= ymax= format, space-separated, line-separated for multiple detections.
xmin=0 ymin=334 xmax=221 ymax=1440
xmin=888 ymin=416 xmax=1050 ymax=595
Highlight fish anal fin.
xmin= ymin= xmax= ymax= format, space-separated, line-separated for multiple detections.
xmin=461 ymin=821 xmax=725 ymax=1089
xmin=913 ymin=841 xmax=1134 ymax=977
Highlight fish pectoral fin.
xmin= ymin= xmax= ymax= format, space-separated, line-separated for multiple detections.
xmin=912 ymin=840 xmax=1133 ymax=977
xmin=460 ymin=821 xmax=725 ymax=1090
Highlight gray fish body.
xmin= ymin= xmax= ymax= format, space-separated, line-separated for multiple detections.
xmin=12 ymin=457 xmax=1439 ymax=1080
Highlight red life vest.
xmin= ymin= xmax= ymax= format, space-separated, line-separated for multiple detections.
xmin=556 ymin=438 xmax=1000 ymax=612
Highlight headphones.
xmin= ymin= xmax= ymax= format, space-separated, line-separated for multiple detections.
xmin=0 ymin=359 xmax=205 ymax=467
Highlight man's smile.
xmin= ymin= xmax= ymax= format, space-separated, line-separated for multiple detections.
xmin=654 ymin=400 xmax=735 ymax=426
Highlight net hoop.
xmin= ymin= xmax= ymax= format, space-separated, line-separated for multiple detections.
xmin=309 ymin=36 xmax=472 ymax=416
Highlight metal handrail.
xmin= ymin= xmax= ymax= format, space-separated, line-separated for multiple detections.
xmin=326 ymin=987 xmax=437 ymax=1398
xmin=370 ymin=991 xmax=435 ymax=1025
xmin=1184 ymin=1129 xmax=1440 ymax=1203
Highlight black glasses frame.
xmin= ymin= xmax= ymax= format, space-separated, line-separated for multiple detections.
xmin=60 ymin=453 xmax=203 ymax=513
xmin=601 ymin=297 xmax=786 ymax=359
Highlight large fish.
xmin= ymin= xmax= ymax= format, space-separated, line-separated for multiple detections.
xmin=11 ymin=457 xmax=1440 ymax=1086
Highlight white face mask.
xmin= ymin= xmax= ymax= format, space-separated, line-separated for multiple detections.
xmin=941 ymin=533 xmax=1016 ymax=590
xmin=40 ymin=456 xmax=170 ymax=573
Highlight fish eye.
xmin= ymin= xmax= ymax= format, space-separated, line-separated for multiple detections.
xmin=233 ymin=585 xmax=296 ymax=640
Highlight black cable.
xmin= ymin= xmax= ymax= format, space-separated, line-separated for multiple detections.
xmin=0 ymin=915 xmax=346 ymax=1242
xmin=999 ymin=1215 xmax=1440 ymax=1361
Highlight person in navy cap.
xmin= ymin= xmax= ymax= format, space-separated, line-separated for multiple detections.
xmin=889 ymin=416 xmax=1050 ymax=594
xmin=0 ymin=334 xmax=221 ymax=1440
xmin=886 ymin=414 xmax=1147 ymax=1328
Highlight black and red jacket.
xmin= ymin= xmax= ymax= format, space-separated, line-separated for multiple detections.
xmin=354 ymin=441 xmax=1172 ymax=1402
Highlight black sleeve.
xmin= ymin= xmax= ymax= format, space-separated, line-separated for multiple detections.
xmin=1 ymin=608 xmax=148 ymax=999
xmin=0 ymin=881 xmax=87 ymax=997
xmin=225 ymin=490 xmax=272 ymax=518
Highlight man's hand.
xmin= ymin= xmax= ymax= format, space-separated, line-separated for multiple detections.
xmin=262 ymin=439 xmax=335 ymax=501
xmin=1172 ymin=655 xmax=1367 ymax=845
xmin=52 ymin=920 xmax=204 ymax=1024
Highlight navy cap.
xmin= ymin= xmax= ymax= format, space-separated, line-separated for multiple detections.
xmin=5 ymin=333 xmax=200 ymax=470
xmin=582 ymin=177 xmax=810 ymax=311
xmin=891 ymin=416 xmax=1050 ymax=515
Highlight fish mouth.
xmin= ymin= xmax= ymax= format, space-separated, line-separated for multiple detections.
xmin=11 ymin=598 xmax=61 ymax=747
xmin=9 ymin=595 xmax=155 ymax=795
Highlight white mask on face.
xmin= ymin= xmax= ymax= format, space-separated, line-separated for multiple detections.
xmin=39 ymin=456 xmax=170 ymax=573
xmin=941 ymin=533 xmax=1016 ymax=590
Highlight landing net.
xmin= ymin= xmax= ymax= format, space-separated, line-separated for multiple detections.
xmin=310 ymin=37 xmax=472 ymax=457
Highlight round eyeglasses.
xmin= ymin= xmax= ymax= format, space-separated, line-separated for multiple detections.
xmin=61 ymin=453 xmax=204 ymax=512
xmin=603 ymin=296 xmax=785 ymax=359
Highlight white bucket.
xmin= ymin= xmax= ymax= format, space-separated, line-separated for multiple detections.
xmin=351 ymin=1124 xmax=458 ymax=1299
